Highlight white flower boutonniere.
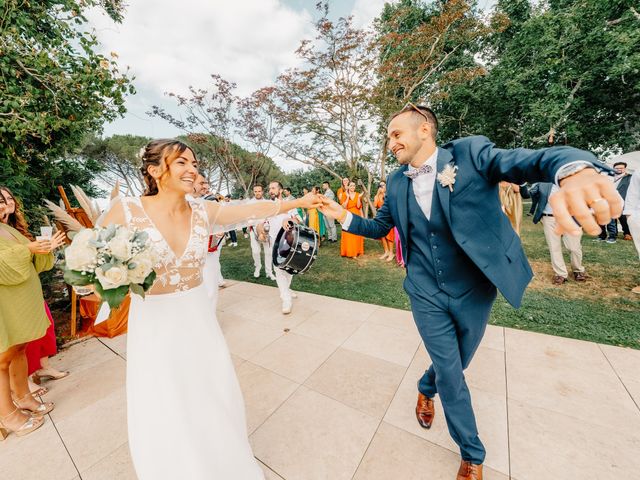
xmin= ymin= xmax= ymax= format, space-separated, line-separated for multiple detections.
xmin=437 ymin=164 xmax=459 ymax=192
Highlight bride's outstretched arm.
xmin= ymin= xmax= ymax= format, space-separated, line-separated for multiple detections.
xmin=204 ymin=193 xmax=321 ymax=234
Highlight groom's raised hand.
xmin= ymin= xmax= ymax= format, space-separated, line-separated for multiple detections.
xmin=319 ymin=196 xmax=347 ymax=223
xmin=550 ymin=168 xmax=623 ymax=236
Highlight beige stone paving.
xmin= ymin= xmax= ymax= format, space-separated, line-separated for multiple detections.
xmin=1 ymin=280 xmax=638 ymax=480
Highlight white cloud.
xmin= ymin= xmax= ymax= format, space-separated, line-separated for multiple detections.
xmin=87 ymin=0 xmax=313 ymax=97
xmin=350 ymin=0 xmax=394 ymax=28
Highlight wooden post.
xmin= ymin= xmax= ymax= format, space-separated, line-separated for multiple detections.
xmin=57 ymin=185 xmax=72 ymax=210
xmin=70 ymin=289 xmax=77 ymax=337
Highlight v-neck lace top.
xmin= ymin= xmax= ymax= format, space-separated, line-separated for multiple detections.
xmin=121 ymin=197 xmax=210 ymax=295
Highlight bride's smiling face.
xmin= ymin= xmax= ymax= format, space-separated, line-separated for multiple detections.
xmin=155 ymin=148 xmax=199 ymax=194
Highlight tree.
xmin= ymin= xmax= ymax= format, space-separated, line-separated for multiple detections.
xmin=0 ymin=0 xmax=134 ymax=220
xmin=150 ymin=76 xmax=283 ymax=196
xmin=456 ymin=0 xmax=640 ymax=151
xmin=284 ymin=162 xmax=351 ymax=198
xmin=80 ymin=135 xmax=151 ymax=195
xmin=0 ymin=0 xmax=135 ymax=163
xmin=269 ymin=3 xmax=381 ymax=208
xmin=373 ymin=0 xmax=494 ymax=141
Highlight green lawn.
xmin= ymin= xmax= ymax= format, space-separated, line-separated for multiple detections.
xmin=221 ymin=212 xmax=640 ymax=349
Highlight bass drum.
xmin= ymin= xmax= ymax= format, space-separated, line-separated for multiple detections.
xmin=272 ymin=223 xmax=318 ymax=275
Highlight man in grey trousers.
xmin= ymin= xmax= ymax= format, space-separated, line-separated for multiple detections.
xmin=322 ymin=181 xmax=338 ymax=242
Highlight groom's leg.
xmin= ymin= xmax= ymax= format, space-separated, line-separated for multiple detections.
xmin=452 ymin=282 xmax=497 ymax=371
xmin=410 ymin=290 xmax=486 ymax=465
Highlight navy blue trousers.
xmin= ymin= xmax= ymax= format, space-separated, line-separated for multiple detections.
xmin=409 ymin=281 xmax=497 ymax=464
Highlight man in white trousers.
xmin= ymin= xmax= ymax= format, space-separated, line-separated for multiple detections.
xmin=249 ymin=184 xmax=275 ymax=280
xmin=622 ymin=168 xmax=640 ymax=294
xmin=268 ymin=181 xmax=301 ymax=314
xmin=192 ymin=175 xmax=226 ymax=303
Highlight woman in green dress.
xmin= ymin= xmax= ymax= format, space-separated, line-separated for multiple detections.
xmin=0 ymin=195 xmax=65 ymax=439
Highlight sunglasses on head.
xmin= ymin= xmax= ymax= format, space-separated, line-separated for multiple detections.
xmin=403 ymin=102 xmax=438 ymax=130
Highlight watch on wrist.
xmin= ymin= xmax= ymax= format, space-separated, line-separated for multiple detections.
xmin=556 ymin=161 xmax=597 ymax=184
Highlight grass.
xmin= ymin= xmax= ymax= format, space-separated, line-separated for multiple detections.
xmin=221 ymin=208 xmax=640 ymax=349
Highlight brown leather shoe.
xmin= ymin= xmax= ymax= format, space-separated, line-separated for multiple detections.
xmin=415 ymin=392 xmax=435 ymax=429
xmin=573 ymin=271 xmax=587 ymax=282
xmin=552 ymin=275 xmax=567 ymax=285
xmin=624 ymin=234 xmax=632 ymax=241
xmin=457 ymin=460 xmax=483 ymax=480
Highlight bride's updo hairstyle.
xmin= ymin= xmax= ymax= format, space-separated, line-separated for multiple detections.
xmin=139 ymin=139 xmax=196 ymax=196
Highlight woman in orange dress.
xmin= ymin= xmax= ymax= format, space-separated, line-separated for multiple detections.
xmin=340 ymin=181 xmax=365 ymax=258
xmin=373 ymin=182 xmax=395 ymax=261
xmin=336 ymin=177 xmax=350 ymax=205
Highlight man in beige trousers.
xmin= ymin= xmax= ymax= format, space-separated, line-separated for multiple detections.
xmin=530 ymin=182 xmax=587 ymax=285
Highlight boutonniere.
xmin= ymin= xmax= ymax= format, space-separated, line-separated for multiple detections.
xmin=437 ymin=164 xmax=458 ymax=192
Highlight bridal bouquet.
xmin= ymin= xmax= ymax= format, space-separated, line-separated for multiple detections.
xmin=63 ymin=225 xmax=159 ymax=308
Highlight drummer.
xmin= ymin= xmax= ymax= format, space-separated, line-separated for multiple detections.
xmin=268 ymin=180 xmax=302 ymax=314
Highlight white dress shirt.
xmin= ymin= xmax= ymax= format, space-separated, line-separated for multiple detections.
xmin=623 ymin=169 xmax=640 ymax=216
xmin=342 ymin=150 xmax=438 ymax=230
xmin=542 ymin=184 xmax=560 ymax=215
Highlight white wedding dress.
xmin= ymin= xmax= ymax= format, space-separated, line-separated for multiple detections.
xmin=119 ymin=197 xmax=264 ymax=480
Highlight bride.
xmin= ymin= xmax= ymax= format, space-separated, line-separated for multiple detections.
xmin=99 ymin=139 xmax=321 ymax=479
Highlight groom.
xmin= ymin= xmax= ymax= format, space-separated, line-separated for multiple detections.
xmin=320 ymin=104 xmax=621 ymax=480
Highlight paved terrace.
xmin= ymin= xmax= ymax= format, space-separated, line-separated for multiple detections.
xmin=2 ymin=281 xmax=639 ymax=479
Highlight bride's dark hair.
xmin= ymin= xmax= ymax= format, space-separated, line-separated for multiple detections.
xmin=139 ymin=139 xmax=196 ymax=196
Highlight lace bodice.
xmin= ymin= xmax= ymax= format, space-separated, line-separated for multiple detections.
xmin=120 ymin=197 xmax=209 ymax=295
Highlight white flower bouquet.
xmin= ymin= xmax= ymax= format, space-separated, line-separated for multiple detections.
xmin=63 ymin=225 xmax=159 ymax=308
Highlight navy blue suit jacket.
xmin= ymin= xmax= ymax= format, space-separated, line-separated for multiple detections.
xmin=347 ymin=136 xmax=599 ymax=308
xmin=529 ymin=182 xmax=554 ymax=224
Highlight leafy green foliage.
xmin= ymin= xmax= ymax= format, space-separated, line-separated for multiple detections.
xmin=80 ymin=134 xmax=151 ymax=195
xmin=374 ymin=0 xmax=640 ymax=152
xmin=0 ymin=0 xmax=135 ymax=227
xmin=284 ymin=162 xmax=352 ymax=197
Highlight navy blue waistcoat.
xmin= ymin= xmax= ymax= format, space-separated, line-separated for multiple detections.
xmin=405 ymin=181 xmax=488 ymax=299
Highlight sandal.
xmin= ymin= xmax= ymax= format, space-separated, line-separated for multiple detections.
xmin=13 ymin=392 xmax=54 ymax=417
xmin=32 ymin=369 xmax=69 ymax=384
xmin=31 ymin=386 xmax=49 ymax=397
xmin=0 ymin=408 xmax=45 ymax=440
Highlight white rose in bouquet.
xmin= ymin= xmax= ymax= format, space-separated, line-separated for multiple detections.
xmin=127 ymin=254 xmax=155 ymax=284
xmin=65 ymin=229 xmax=98 ymax=271
xmin=108 ymin=227 xmax=133 ymax=261
xmin=95 ymin=264 xmax=130 ymax=290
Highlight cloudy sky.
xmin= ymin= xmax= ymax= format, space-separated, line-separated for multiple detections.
xmin=88 ymin=0 xmax=389 ymax=141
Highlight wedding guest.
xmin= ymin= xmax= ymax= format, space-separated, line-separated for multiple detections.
xmin=307 ymin=186 xmax=326 ymax=241
xmin=268 ymin=181 xmax=301 ymax=314
xmin=249 ymin=185 xmax=275 ymax=280
xmin=614 ymin=161 xmax=633 ymax=240
xmin=0 ymin=187 xmax=68 ymax=390
xmin=193 ymin=180 xmax=226 ymax=301
xmin=283 ymin=188 xmax=294 ymax=201
xmin=622 ymin=168 xmax=640 ymax=293
xmin=530 ymin=182 xmax=588 ymax=285
xmin=0 ymin=194 xmax=65 ymax=439
xmin=299 ymin=187 xmax=310 ymax=225
xmin=224 ymin=195 xmax=238 ymax=246
xmin=340 ymin=181 xmax=365 ymax=258
xmin=394 ymin=227 xmax=405 ymax=266
xmin=322 ymin=181 xmax=337 ymax=242
xmin=374 ymin=182 xmax=395 ymax=261
xmin=498 ymin=182 xmax=528 ymax=236
xmin=337 ymin=177 xmax=350 ymax=204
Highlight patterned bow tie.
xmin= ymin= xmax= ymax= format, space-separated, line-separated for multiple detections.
xmin=403 ymin=164 xmax=433 ymax=180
